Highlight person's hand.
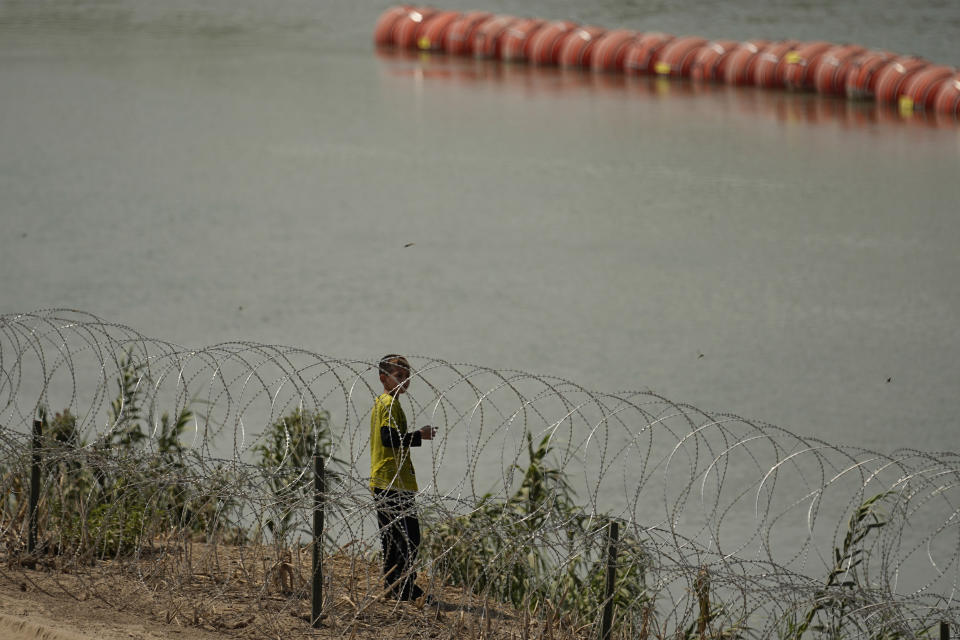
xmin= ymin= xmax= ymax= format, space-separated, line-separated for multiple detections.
xmin=419 ymin=425 xmax=437 ymax=440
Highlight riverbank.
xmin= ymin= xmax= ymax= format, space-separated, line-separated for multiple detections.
xmin=0 ymin=591 xmax=217 ymax=640
xmin=1 ymin=544 xmax=556 ymax=640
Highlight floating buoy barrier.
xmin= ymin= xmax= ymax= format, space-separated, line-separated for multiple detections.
xmin=444 ymin=11 xmax=491 ymax=56
xmin=392 ymin=7 xmax=439 ymax=49
xmin=723 ymin=40 xmax=770 ymax=86
xmin=811 ymin=44 xmax=867 ymax=95
xmin=752 ymin=40 xmax=802 ymax=89
xmin=472 ymin=15 xmax=520 ymax=59
xmin=557 ymin=26 xmax=607 ymax=68
xmin=374 ymin=6 xmax=959 ymax=118
xmin=623 ymin=32 xmax=674 ymax=75
xmin=590 ymin=29 xmax=639 ymax=73
xmin=932 ymin=72 xmax=960 ymax=116
xmin=655 ymin=36 xmax=708 ymax=78
xmin=526 ymin=20 xmax=577 ymax=66
xmin=873 ymin=57 xmax=931 ymax=105
xmin=897 ymin=65 xmax=955 ymax=113
xmin=782 ymin=41 xmax=834 ymax=90
xmin=373 ymin=5 xmax=411 ymax=47
xmin=689 ymin=40 xmax=740 ymax=83
xmin=498 ymin=18 xmax=546 ymax=62
xmin=415 ymin=10 xmax=461 ymax=51
xmin=843 ymin=50 xmax=896 ymax=99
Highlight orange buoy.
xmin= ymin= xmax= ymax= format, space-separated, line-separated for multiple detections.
xmin=654 ymin=36 xmax=708 ymax=77
xmin=752 ymin=40 xmax=802 ymax=88
xmin=414 ymin=11 xmax=463 ymax=51
xmin=723 ymin=40 xmax=770 ymax=85
xmin=932 ymin=72 xmax=960 ymax=116
xmin=690 ymin=40 xmax=740 ymax=82
xmin=873 ymin=56 xmax=931 ymax=104
xmin=393 ymin=7 xmax=439 ymax=49
xmin=526 ymin=20 xmax=579 ymax=65
xmin=444 ymin=11 xmax=493 ymax=56
xmin=373 ymin=5 xmax=413 ymax=47
xmin=498 ymin=18 xmax=547 ymax=62
xmin=623 ymin=32 xmax=676 ymax=74
xmin=782 ymin=41 xmax=834 ymax=90
xmin=556 ymin=26 xmax=607 ymax=68
xmin=844 ymin=50 xmax=896 ymax=99
xmin=590 ymin=29 xmax=639 ymax=72
xmin=811 ymin=44 xmax=867 ymax=95
xmin=898 ymin=65 xmax=956 ymax=112
xmin=473 ymin=15 xmax=522 ymax=59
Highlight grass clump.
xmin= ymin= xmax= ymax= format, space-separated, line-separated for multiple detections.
xmin=423 ymin=432 xmax=652 ymax=635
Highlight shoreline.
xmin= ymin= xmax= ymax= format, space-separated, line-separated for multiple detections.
xmin=0 ymin=544 xmax=539 ymax=640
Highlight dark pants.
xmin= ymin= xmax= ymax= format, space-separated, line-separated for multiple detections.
xmin=373 ymin=488 xmax=421 ymax=600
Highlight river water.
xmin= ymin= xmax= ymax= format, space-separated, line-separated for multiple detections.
xmin=1 ymin=0 xmax=959 ymax=460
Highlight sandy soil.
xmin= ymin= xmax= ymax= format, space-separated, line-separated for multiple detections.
xmin=0 ymin=544 xmax=573 ymax=640
xmin=0 ymin=580 xmax=223 ymax=640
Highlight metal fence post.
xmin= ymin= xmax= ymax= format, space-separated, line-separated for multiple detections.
xmin=311 ymin=454 xmax=325 ymax=628
xmin=941 ymin=621 xmax=950 ymax=640
xmin=28 ymin=418 xmax=42 ymax=554
xmin=600 ymin=520 xmax=619 ymax=640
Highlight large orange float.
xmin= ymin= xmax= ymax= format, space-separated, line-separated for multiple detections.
xmin=898 ymin=66 xmax=956 ymax=112
xmin=526 ymin=20 xmax=579 ymax=65
xmin=723 ymin=40 xmax=771 ymax=85
xmin=392 ymin=7 xmax=439 ymax=49
xmin=654 ymin=36 xmax=708 ymax=78
xmin=932 ymin=73 xmax=960 ymax=116
xmin=812 ymin=45 xmax=867 ymax=96
xmin=873 ymin=57 xmax=931 ymax=104
xmin=415 ymin=11 xmax=462 ymax=51
xmin=782 ymin=41 xmax=834 ymax=90
xmin=374 ymin=6 xmax=412 ymax=47
xmin=443 ymin=11 xmax=492 ymax=55
xmin=690 ymin=40 xmax=740 ymax=82
xmin=556 ymin=26 xmax=608 ymax=68
xmin=590 ymin=30 xmax=639 ymax=73
xmin=473 ymin=15 xmax=522 ymax=59
xmin=623 ymin=33 xmax=675 ymax=75
xmin=498 ymin=18 xmax=547 ymax=62
xmin=844 ymin=51 xmax=896 ymax=99
xmin=752 ymin=40 xmax=803 ymax=88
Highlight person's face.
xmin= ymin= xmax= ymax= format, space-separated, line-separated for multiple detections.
xmin=381 ymin=359 xmax=411 ymax=395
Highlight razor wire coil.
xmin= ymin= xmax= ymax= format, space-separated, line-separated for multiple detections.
xmin=0 ymin=309 xmax=958 ymax=639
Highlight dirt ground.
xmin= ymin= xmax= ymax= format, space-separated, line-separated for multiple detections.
xmin=0 ymin=582 xmax=225 ymax=640
xmin=0 ymin=544 xmax=579 ymax=640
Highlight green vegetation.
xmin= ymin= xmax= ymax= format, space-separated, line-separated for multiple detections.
xmin=420 ymin=434 xmax=895 ymax=639
xmin=0 ymin=349 xmax=344 ymax=560
xmin=783 ymin=491 xmax=899 ymax=640
xmin=253 ymin=406 xmax=341 ymax=546
xmin=422 ymin=432 xmax=652 ymax=634
xmin=1 ymin=350 xmax=247 ymax=558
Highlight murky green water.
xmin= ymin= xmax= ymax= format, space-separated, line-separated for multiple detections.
xmin=1 ymin=0 xmax=959 ymax=456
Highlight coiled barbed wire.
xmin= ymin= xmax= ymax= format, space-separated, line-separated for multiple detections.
xmin=0 ymin=309 xmax=957 ymax=639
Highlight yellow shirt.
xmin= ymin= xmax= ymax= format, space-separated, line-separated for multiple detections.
xmin=369 ymin=393 xmax=418 ymax=492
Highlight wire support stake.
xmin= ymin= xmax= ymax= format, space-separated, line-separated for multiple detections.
xmin=600 ymin=520 xmax=619 ymax=640
xmin=28 ymin=417 xmax=42 ymax=555
xmin=312 ymin=454 xmax=325 ymax=628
